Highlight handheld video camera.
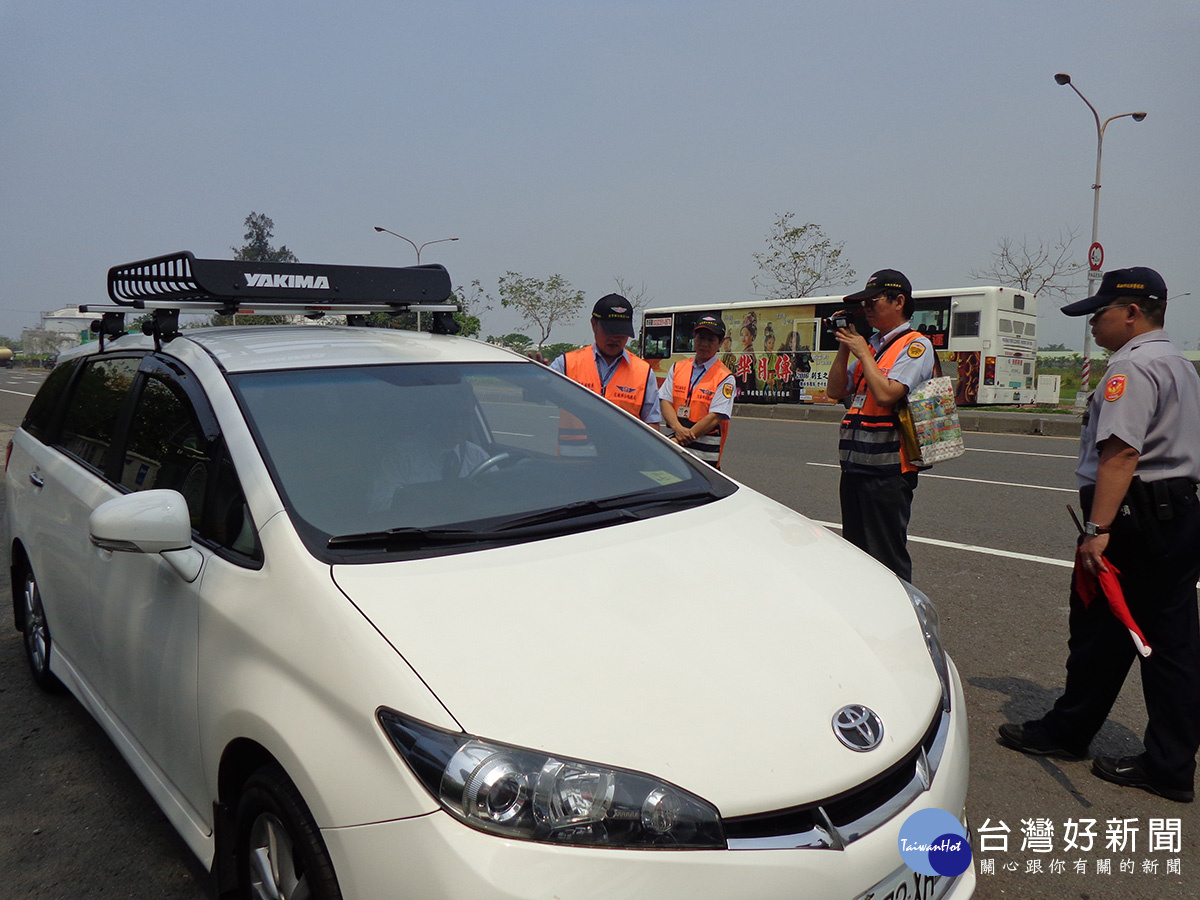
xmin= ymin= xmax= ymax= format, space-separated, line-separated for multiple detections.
xmin=828 ymin=312 xmax=852 ymax=331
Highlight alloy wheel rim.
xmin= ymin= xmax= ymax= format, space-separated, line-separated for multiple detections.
xmin=248 ymin=811 xmax=308 ymax=900
xmin=23 ymin=576 xmax=48 ymax=674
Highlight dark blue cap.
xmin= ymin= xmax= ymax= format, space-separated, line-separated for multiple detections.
xmin=1062 ymin=267 xmax=1167 ymax=317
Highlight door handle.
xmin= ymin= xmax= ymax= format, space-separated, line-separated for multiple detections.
xmin=29 ymin=472 xmax=44 ymax=488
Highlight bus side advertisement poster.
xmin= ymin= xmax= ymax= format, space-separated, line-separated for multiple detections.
xmin=640 ymin=287 xmax=1036 ymax=407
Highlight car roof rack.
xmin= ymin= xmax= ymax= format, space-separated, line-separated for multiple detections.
xmin=80 ymin=250 xmax=462 ymax=350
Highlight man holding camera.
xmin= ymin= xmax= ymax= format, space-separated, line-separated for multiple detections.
xmin=998 ymin=267 xmax=1200 ymax=803
xmin=825 ymin=269 xmax=934 ymax=582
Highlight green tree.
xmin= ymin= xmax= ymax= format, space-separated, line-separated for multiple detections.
xmin=540 ymin=341 xmax=581 ymax=361
xmin=357 ymin=279 xmax=490 ymax=336
xmin=213 ymin=212 xmax=299 ymax=326
xmin=497 ymin=272 xmax=585 ymax=352
xmin=232 ymin=211 xmax=299 ymax=263
xmin=486 ymin=333 xmax=534 ymax=352
xmin=751 ymin=213 xmax=856 ymax=298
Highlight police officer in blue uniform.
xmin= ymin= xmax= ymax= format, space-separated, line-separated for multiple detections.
xmin=999 ymin=267 xmax=1200 ymax=803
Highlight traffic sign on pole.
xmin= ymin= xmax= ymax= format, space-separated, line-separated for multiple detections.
xmin=1089 ymin=242 xmax=1104 ymax=272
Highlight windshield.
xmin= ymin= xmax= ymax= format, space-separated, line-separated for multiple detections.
xmin=231 ymin=361 xmax=735 ymax=560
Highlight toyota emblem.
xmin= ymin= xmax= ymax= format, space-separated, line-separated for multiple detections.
xmin=833 ymin=705 xmax=884 ymax=751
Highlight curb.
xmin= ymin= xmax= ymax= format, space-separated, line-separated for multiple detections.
xmin=731 ymin=403 xmax=1082 ymax=437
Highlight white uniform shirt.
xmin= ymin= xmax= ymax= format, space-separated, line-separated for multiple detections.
xmin=1077 ymin=329 xmax=1200 ymax=487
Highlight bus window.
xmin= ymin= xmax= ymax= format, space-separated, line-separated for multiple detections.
xmin=911 ymin=298 xmax=950 ymax=348
xmin=642 ymin=316 xmax=672 ymax=360
xmin=952 ymin=311 xmax=981 ymax=338
xmin=998 ymin=318 xmax=1013 ymax=333
xmin=1013 ymin=294 xmax=1026 ymax=310
xmin=671 ymin=312 xmax=704 ymax=353
xmin=1025 ymin=322 xmax=1036 ymax=337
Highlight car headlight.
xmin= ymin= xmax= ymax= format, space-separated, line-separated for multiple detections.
xmin=378 ymin=709 xmax=725 ymax=849
xmin=903 ymin=582 xmax=951 ymax=711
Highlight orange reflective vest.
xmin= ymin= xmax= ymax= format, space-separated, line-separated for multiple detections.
xmin=563 ymin=347 xmax=652 ymax=418
xmin=669 ymin=358 xmax=733 ymax=468
xmin=839 ymin=330 xmax=926 ymax=475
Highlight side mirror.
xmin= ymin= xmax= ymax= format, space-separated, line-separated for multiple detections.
xmin=90 ymin=490 xmax=203 ymax=582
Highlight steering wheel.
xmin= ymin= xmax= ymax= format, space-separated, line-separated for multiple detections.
xmin=466 ymin=452 xmax=511 ymax=479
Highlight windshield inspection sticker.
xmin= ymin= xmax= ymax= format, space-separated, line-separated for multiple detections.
xmin=640 ymin=470 xmax=684 ymax=486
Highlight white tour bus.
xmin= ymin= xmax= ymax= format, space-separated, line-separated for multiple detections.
xmin=640 ymin=286 xmax=1037 ymax=406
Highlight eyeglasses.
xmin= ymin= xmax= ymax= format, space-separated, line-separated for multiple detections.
xmin=1091 ymin=301 xmax=1130 ymax=320
xmin=862 ymin=294 xmax=897 ymax=307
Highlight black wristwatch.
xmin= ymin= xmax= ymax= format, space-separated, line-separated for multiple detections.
xmin=1084 ymin=522 xmax=1111 ymax=536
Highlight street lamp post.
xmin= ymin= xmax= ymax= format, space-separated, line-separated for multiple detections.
xmin=1054 ymin=73 xmax=1146 ymax=396
xmin=373 ymin=227 xmax=459 ymax=264
xmin=373 ymin=227 xmax=459 ymax=330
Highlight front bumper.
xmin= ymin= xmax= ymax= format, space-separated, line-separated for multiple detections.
xmin=322 ymin=659 xmax=973 ymax=900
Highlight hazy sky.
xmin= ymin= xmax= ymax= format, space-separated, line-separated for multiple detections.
xmin=3 ymin=1 xmax=1197 ymax=351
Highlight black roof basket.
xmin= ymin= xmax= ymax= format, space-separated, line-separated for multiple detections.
xmin=105 ymin=250 xmax=455 ymax=312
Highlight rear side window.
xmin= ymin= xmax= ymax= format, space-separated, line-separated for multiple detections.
xmin=22 ymin=359 xmax=80 ymax=441
xmin=55 ymin=357 xmax=140 ymax=472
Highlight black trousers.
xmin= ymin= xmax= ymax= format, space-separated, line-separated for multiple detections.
xmin=1043 ymin=485 xmax=1200 ymax=788
xmin=839 ymin=470 xmax=919 ymax=582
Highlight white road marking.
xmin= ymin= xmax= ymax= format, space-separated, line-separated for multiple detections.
xmin=812 ymin=519 xmax=1074 ymax=569
xmin=0 ymin=388 xmax=37 ymax=398
xmin=967 ymin=447 xmax=1076 ymax=460
xmin=804 ymin=462 xmax=1076 ymax=493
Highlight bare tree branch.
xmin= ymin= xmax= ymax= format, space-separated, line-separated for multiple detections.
xmin=970 ymin=227 xmax=1086 ymax=306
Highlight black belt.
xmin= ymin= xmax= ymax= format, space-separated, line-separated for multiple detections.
xmin=1081 ymin=477 xmax=1198 ymax=528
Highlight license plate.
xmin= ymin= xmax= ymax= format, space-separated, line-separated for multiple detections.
xmin=853 ymin=864 xmax=955 ymax=900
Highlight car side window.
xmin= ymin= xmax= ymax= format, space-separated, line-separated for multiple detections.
xmin=55 ymin=357 xmax=140 ymax=472
xmin=122 ymin=368 xmax=262 ymax=563
xmin=121 ymin=373 xmax=211 ymax=526
xmin=209 ymin=444 xmax=262 ymax=561
xmin=22 ymin=358 xmax=80 ymax=441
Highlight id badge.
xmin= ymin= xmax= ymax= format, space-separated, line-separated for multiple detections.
xmin=678 ymin=405 xmax=690 ymax=418
xmin=852 ymin=393 xmax=866 ymax=409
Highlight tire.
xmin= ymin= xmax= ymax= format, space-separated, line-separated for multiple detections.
xmin=235 ymin=763 xmax=343 ymax=900
xmin=20 ymin=567 xmax=63 ymax=693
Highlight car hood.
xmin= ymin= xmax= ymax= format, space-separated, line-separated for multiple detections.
xmin=331 ymin=488 xmax=943 ymax=816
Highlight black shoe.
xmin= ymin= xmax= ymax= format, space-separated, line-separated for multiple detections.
xmin=997 ymin=721 xmax=1087 ymax=760
xmin=1092 ymin=755 xmax=1195 ymax=803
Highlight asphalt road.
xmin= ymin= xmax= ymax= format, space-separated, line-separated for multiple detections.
xmin=1 ymin=369 xmax=1196 ymax=899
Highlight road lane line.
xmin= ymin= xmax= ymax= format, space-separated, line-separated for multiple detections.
xmin=804 ymin=462 xmax=1076 ymax=493
xmin=967 ymin=447 xmax=1076 ymax=460
xmin=0 ymin=388 xmax=37 ymax=398
xmin=811 ymin=520 xmax=1074 ymax=569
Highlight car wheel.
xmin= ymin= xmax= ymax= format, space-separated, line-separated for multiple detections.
xmin=20 ymin=567 xmax=63 ymax=692
xmin=235 ymin=762 xmax=343 ymax=900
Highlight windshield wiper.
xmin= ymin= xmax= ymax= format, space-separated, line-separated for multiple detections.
xmin=488 ymin=487 xmax=721 ymax=532
xmin=328 ymin=526 xmax=488 ymax=550
xmin=326 ymin=487 xmax=725 ymax=551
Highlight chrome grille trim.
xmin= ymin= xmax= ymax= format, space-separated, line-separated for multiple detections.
xmin=725 ymin=704 xmax=950 ymax=851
